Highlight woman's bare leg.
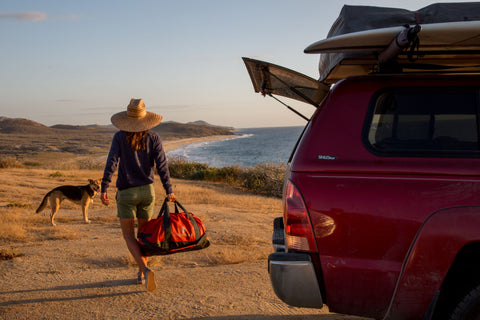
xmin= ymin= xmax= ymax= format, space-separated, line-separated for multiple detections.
xmin=135 ymin=218 xmax=156 ymax=291
xmin=137 ymin=218 xmax=150 ymax=271
xmin=119 ymin=218 xmax=147 ymax=273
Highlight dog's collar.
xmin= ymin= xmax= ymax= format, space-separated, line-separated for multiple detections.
xmin=89 ymin=185 xmax=100 ymax=197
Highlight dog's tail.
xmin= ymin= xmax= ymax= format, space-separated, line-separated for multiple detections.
xmin=36 ymin=192 xmax=51 ymax=213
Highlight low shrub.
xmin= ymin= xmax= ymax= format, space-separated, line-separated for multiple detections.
xmin=6 ymin=202 xmax=31 ymax=209
xmin=0 ymin=249 xmax=24 ymax=260
xmin=49 ymin=171 xmax=65 ymax=178
xmin=240 ymin=163 xmax=286 ymax=198
xmin=0 ymin=157 xmax=25 ymax=169
xmin=23 ymin=161 xmax=42 ymax=167
xmin=168 ymin=157 xmax=286 ymax=198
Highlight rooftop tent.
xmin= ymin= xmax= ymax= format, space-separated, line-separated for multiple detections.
xmin=328 ymin=3 xmax=480 ymax=37
xmin=308 ymin=3 xmax=480 ymax=83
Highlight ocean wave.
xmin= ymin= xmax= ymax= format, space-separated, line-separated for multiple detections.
xmin=166 ymin=134 xmax=252 ymax=158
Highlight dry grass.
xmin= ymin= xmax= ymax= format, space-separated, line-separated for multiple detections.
xmin=171 ymin=178 xmax=280 ymax=211
xmin=0 ymin=168 xmax=108 ymax=243
xmin=0 ymin=166 xmax=282 ymax=267
xmin=0 ymin=211 xmax=27 ymax=241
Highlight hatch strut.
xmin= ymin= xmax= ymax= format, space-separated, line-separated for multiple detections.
xmin=264 ymin=91 xmax=310 ymax=121
xmin=260 ymin=66 xmax=318 ymax=121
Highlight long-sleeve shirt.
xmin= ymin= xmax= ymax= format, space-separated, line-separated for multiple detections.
xmin=101 ymin=131 xmax=173 ymax=194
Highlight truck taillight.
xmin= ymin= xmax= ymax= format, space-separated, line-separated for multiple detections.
xmin=283 ymin=180 xmax=317 ymax=252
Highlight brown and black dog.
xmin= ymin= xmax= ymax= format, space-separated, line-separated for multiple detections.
xmin=36 ymin=179 xmax=101 ymax=226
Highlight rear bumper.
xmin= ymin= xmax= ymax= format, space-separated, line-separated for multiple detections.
xmin=268 ymin=218 xmax=323 ymax=308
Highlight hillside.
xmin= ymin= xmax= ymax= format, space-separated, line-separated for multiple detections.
xmin=153 ymin=121 xmax=234 ymax=138
xmin=187 ymin=120 xmax=235 ymax=131
xmin=0 ymin=117 xmax=235 ymax=164
xmin=0 ymin=117 xmax=53 ymax=134
xmin=0 ymin=116 xmax=234 ymax=138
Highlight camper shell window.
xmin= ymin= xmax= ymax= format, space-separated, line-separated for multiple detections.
xmin=364 ymin=87 xmax=480 ymax=156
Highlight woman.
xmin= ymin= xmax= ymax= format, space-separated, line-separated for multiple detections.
xmin=100 ymin=98 xmax=176 ymax=292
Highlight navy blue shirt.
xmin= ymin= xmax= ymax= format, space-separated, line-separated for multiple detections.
xmin=101 ymin=131 xmax=173 ymax=194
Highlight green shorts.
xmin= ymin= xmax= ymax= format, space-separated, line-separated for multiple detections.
xmin=116 ymin=184 xmax=155 ymax=219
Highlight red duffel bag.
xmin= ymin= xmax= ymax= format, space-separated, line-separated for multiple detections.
xmin=137 ymin=198 xmax=210 ymax=256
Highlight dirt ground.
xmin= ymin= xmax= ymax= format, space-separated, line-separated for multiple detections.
xmin=0 ymin=209 xmax=360 ymax=320
xmin=0 ymin=138 xmax=370 ymax=320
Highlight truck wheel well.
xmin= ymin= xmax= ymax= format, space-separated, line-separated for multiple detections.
xmin=433 ymin=242 xmax=480 ymax=319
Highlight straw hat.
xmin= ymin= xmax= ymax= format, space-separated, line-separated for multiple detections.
xmin=111 ymin=98 xmax=163 ymax=132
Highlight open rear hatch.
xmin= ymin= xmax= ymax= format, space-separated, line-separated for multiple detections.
xmin=242 ymin=57 xmax=329 ymax=120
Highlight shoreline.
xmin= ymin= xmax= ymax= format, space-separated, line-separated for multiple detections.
xmin=162 ymin=135 xmax=235 ymax=152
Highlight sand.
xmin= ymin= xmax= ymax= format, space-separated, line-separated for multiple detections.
xmin=162 ymin=135 xmax=234 ymax=152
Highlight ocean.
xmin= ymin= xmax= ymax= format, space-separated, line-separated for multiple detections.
xmin=166 ymin=126 xmax=305 ymax=167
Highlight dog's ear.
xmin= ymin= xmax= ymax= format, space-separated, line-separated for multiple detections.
xmin=88 ymin=179 xmax=94 ymax=183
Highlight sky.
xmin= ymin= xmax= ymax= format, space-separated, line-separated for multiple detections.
xmin=0 ymin=0 xmax=474 ymax=128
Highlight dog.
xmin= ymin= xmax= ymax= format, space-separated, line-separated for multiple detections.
xmin=36 ymin=179 xmax=101 ymax=226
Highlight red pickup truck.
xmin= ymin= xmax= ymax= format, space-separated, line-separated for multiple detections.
xmin=244 ymin=3 xmax=480 ymax=320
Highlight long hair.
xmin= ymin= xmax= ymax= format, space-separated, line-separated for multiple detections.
xmin=125 ymin=130 xmax=148 ymax=151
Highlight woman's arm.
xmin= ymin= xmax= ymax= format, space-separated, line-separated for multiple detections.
xmin=151 ymin=133 xmax=173 ymax=195
xmin=101 ymin=132 xmax=121 ymax=205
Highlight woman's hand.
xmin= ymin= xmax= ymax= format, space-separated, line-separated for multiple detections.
xmin=167 ymin=193 xmax=176 ymax=202
xmin=101 ymin=192 xmax=110 ymax=206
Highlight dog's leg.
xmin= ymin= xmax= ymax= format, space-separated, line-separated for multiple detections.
xmin=49 ymin=197 xmax=61 ymax=226
xmin=81 ymin=198 xmax=91 ymax=224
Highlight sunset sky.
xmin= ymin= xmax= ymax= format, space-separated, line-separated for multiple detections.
xmin=1 ymin=0 xmax=472 ymax=128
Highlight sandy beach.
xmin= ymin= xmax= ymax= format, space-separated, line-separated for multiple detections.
xmin=162 ymin=135 xmax=234 ymax=152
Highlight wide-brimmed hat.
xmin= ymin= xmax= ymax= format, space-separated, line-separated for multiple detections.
xmin=111 ymin=98 xmax=162 ymax=132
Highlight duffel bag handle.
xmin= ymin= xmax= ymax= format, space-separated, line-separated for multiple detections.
xmin=157 ymin=197 xmax=189 ymax=218
xmin=174 ymin=200 xmax=188 ymax=214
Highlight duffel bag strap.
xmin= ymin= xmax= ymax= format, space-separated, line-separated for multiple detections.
xmin=161 ymin=197 xmax=172 ymax=244
xmin=157 ymin=197 xmax=170 ymax=219
xmin=155 ymin=197 xmax=172 ymax=245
